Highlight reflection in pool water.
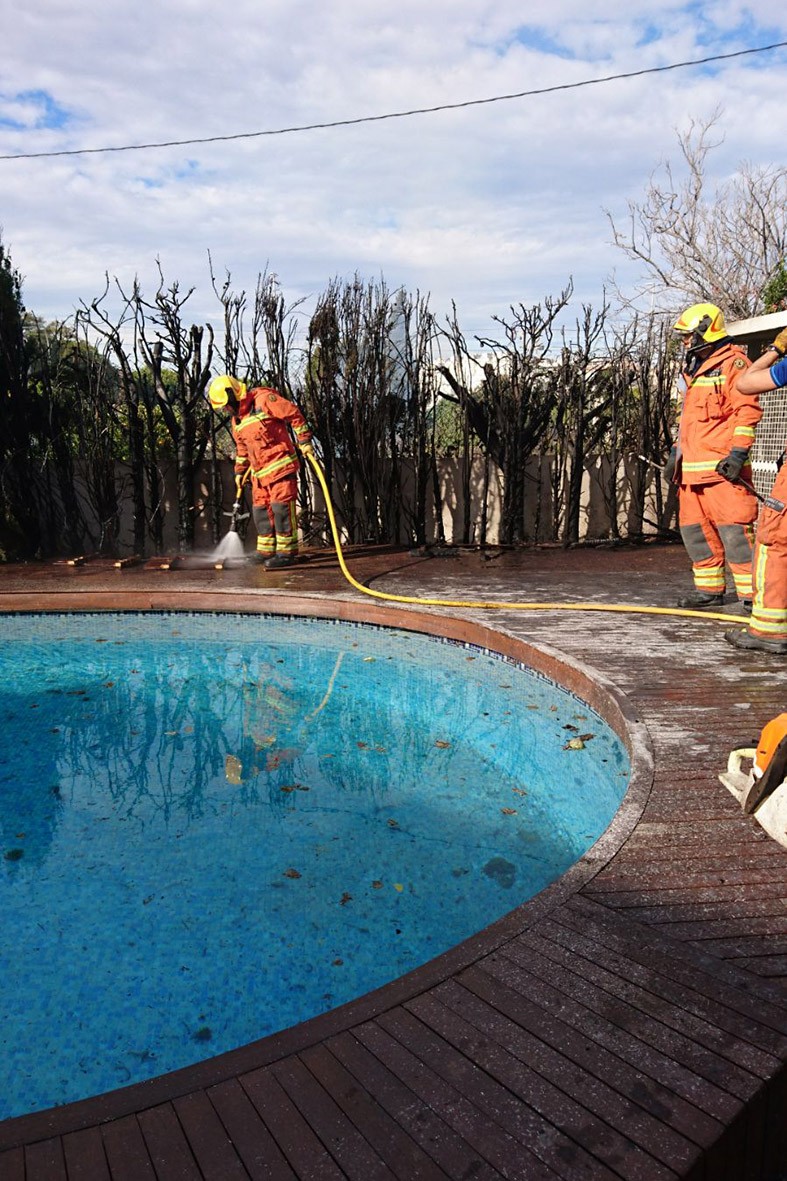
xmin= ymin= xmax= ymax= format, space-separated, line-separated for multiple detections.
xmin=0 ymin=612 xmax=629 ymax=1119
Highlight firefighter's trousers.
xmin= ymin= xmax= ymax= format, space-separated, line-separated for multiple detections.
xmin=750 ymin=465 xmax=787 ymax=641
xmin=252 ymin=476 xmax=299 ymax=559
xmin=678 ymin=479 xmax=757 ymax=600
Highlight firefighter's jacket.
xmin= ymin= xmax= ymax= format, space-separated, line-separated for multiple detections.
xmin=232 ymin=387 xmax=312 ymax=488
xmin=677 ymin=342 xmax=761 ymax=486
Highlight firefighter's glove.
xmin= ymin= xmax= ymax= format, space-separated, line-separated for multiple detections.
xmin=715 ymin=447 xmax=749 ymax=483
xmin=772 ymin=327 xmax=787 ymax=356
xmin=663 ymin=446 xmax=678 ymax=483
xmin=300 ymin=443 xmax=315 ymax=458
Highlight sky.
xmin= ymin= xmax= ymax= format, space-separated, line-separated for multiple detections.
xmin=1 ymin=0 xmax=786 ymax=357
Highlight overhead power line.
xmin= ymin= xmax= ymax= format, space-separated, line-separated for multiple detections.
xmin=1 ymin=40 xmax=785 ymax=162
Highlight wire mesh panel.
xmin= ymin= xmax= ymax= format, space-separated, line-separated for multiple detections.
xmin=751 ymin=384 xmax=787 ymax=498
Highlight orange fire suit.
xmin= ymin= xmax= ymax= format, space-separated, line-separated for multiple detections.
xmin=232 ymin=386 xmax=313 ymax=560
xmin=675 ymin=342 xmax=761 ymax=601
xmin=749 ymin=356 xmax=787 ymax=641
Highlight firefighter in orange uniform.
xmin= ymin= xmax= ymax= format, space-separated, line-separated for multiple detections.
xmin=666 ymin=303 xmax=761 ymax=610
xmin=208 ymin=375 xmax=314 ymax=568
xmin=724 ymin=327 xmax=787 ymax=654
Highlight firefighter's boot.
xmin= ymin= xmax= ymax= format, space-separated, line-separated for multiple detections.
xmin=724 ymin=628 xmax=787 ymax=655
xmin=677 ymin=591 xmax=725 ymax=609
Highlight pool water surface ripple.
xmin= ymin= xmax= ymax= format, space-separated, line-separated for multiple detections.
xmin=0 ymin=611 xmax=629 ymax=1119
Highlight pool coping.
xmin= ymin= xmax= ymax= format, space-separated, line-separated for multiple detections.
xmin=0 ymin=589 xmax=654 ymax=1151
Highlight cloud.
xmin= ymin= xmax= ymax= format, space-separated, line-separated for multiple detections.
xmin=1 ymin=2 xmax=786 ymax=345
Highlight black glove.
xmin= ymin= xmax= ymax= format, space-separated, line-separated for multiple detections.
xmin=663 ymin=446 xmax=678 ymax=483
xmin=715 ymin=447 xmax=749 ymax=483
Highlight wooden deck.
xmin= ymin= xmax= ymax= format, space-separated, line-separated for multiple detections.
xmin=1 ymin=541 xmax=786 ymax=1180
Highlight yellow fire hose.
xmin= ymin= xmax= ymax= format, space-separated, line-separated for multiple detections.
xmin=305 ymin=450 xmax=748 ymax=626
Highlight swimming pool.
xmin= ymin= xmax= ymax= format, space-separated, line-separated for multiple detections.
xmin=0 ymin=610 xmax=630 ymax=1120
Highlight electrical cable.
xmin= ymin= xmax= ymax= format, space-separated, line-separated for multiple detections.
xmin=305 ymin=450 xmax=751 ymax=625
xmin=1 ymin=40 xmax=785 ymax=162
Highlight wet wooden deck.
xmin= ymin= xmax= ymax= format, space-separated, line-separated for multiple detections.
xmin=1 ymin=541 xmax=786 ymax=1180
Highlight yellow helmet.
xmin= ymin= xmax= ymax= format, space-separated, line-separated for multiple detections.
xmin=207 ymin=374 xmax=246 ymax=411
xmin=672 ymin=303 xmax=727 ymax=345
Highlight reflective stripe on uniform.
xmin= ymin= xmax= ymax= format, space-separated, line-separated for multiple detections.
xmin=751 ymin=544 xmax=787 ymax=639
xmin=252 ymin=454 xmax=298 ymax=480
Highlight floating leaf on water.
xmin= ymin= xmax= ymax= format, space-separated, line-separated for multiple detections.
xmin=193 ymin=1026 xmax=212 ymax=1042
xmin=280 ymin=785 xmax=296 ymax=794
xmin=4 ymin=849 xmax=24 ymax=861
xmin=363 ymin=656 xmax=376 ymax=662
xmin=357 ymin=741 xmax=368 ymax=749
xmin=332 ymin=958 xmax=344 ymax=966
xmin=563 ymin=723 xmax=579 ymax=731
xmin=501 ymin=807 xmax=518 ymax=815
xmin=435 ymin=740 xmax=450 ymax=749
xmin=526 ymin=705 xmax=540 ymax=710
xmin=512 ymin=787 xmax=528 ymax=796
xmin=563 ymin=737 xmax=586 ymax=750
xmin=393 ymin=883 xmax=404 ymax=892
xmin=103 ymin=682 xmax=114 ymax=688
xmin=225 ymin=755 xmax=243 ymax=785
xmin=372 ymin=880 xmax=383 ymax=889
xmin=340 ymin=892 xmax=352 ymax=905
xmin=283 ymin=867 xmax=301 ymax=879
xmin=577 ymin=733 xmax=595 ymax=742
xmin=387 ymin=818 xmax=400 ymax=829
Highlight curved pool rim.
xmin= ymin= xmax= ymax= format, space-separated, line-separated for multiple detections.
xmin=0 ymin=589 xmax=654 ymax=1150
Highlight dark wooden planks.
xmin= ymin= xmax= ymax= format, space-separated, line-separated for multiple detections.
xmin=241 ymin=1067 xmax=347 ymax=1180
xmin=62 ymin=1128 xmax=111 ymax=1181
xmin=324 ymin=1029 xmax=499 ymax=1180
xmin=207 ymin=1078 xmax=297 ymax=1180
xmin=136 ymin=1104 xmax=201 ymax=1181
xmin=0 ymin=1148 xmax=24 ymax=1181
xmin=100 ymin=1116 xmax=156 ymax=1181
xmin=298 ymin=1042 xmax=451 ymax=1180
xmin=356 ymin=1013 xmax=569 ymax=1180
xmin=457 ymin=958 xmax=724 ymax=1149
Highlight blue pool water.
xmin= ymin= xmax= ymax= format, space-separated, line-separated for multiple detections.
xmin=0 ymin=612 xmax=629 ymax=1119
